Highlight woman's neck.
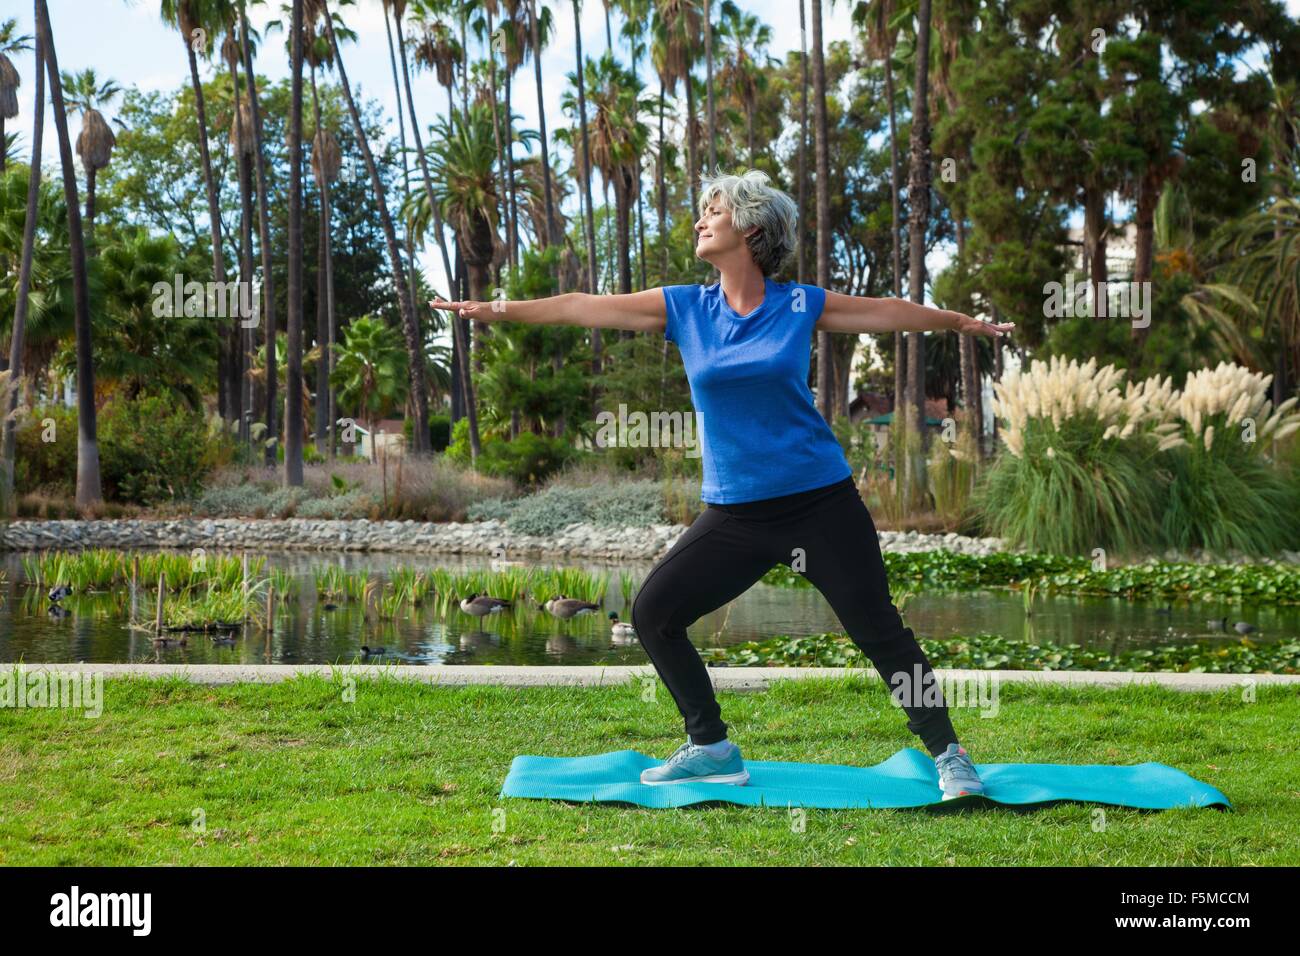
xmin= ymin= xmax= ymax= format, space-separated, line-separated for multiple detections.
xmin=718 ymin=266 xmax=768 ymax=316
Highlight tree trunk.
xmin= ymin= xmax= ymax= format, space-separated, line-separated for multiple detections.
xmin=391 ymin=3 xmax=455 ymax=454
xmin=811 ymin=0 xmax=833 ymax=423
xmin=1083 ymin=184 xmax=1107 ymax=317
xmin=907 ymin=0 xmax=933 ymax=443
xmin=1130 ymin=169 xmax=1156 ymax=344
xmin=322 ymin=3 xmax=430 ymax=459
xmin=85 ymin=166 xmax=96 ymax=242
xmin=886 ymin=52 xmax=906 ymax=422
xmin=704 ymin=0 xmax=716 ymax=173
xmin=1 ymin=21 xmax=44 ymax=512
xmin=573 ymin=0 xmax=601 ymax=379
xmin=797 ymin=0 xmax=808 ymax=284
xmin=531 ymin=0 xmax=557 ymax=249
xmin=37 ymin=0 xmax=101 ymax=506
xmin=185 ymin=35 xmax=229 ymax=423
xmin=240 ymin=0 xmax=278 ymax=468
xmin=285 ymin=0 xmax=305 ymax=487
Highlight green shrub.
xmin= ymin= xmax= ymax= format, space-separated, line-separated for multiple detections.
xmin=405 ymin=414 xmax=452 ymax=453
xmin=98 ymin=396 xmax=228 ymax=505
xmin=14 ymin=405 xmax=77 ymax=495
xmin=446 ymin=419 xmax=577 ymax=485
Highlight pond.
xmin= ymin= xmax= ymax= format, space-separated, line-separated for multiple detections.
xmin=2 ymin=551 xmax=1296 ymax=666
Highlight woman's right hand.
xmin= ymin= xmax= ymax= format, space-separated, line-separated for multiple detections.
xmin=429 ymin=299 xmax=487 ymax=319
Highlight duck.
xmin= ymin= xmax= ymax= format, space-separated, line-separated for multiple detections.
xmin=460 ymin=593 xmax=512 ymax=617
xmin=210 ymin=632 xmax=238 ymax=645
xmin=608 ymin=611 xmax=636 ymax=639
xmin=1233 ymin=621 xmax=1257 ymax=635
xmin=322 ymin=602 xmax=339 ymax=612
xmin=544 ymin=596 xmax=600 ymax=620
xmin=1206 ymin=617 xmax=1228 ymax=631
xmin=152 ymin=634 xmax=187 ymax=647
xmin=48 ymin=585 xmax=73 ymax=603
xmin=360 ymin=645 xmax=386 ymax=658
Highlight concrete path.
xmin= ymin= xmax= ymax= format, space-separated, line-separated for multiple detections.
xmin=6 ymin=662 xmax=1296 ymax=691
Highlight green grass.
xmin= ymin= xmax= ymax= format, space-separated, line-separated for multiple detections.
xmin=0 ymin=676 xmax=1296 ymax=865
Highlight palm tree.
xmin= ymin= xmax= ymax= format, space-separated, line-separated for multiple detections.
xmin=0 ymin=19 xmax=31 ymax=176
xmin=236 ymin=0 xmax=280 ymax=467
xmin=161 ymin=0 xmax=233 ymax=423
xmin=284 ymin=0 xmax=305 ymax=486
xmin=60 ymin=70 xmax=120 ymax=245
xmin=303 ymin=1 xmax=347 ymax=457
xmin=87 ymin=232 xmax=218 ymax=406
xmin=332 ymin=315 xmax=408 ymax=460
xmin=389 ymin=0 xmax=458 ymax=457
xmin=526 ymin=0 xmax=558 ymax=251
xmin=810 ymin=0 xmax=832 ymax=421
xmin=715 ymin=1 xmax=771 ymax=167
xmin=796 ymin=0 xmax=806 ymax=283
xmin=221 ymin=14 xmax=253 ymax=445
xmin=320 ymin=0 xmax=432 ymax=460
xmin=703 ymin=0 xmax=715 ymax=172
xmin=906 ymin=0 xmax=932 ymax=439
xmin=651 ymin=0 xmax=698 ymax=216
xmin=858 ymin=0 xmax=906 ymax=420
xmin=580 ymin=53 xmax=649 ymax=299
xmin=381 ymin=0 xmax=420 ymax=323
xmin=35 ymin=0 xmax=101 ymax=506
xmin=0 ymin=19 xmax=39 ymax=512
xmin=570 ymin=0 xmax=601 ymax=376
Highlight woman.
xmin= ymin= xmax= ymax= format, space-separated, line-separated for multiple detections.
xmin=433 ymin=169 xmax=1013 ymax=800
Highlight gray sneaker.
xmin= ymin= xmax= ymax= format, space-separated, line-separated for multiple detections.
xmin=935 ymin=743 xmax=985 ymax=800
xmin=640 ymin=741 xmax=750 ymax=786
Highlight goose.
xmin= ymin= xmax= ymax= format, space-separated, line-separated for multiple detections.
xmin=48 ymin=585 xmax=73 ymax=603
xmin=545 ymin=596 xmax=600 ymax=620
xmin=608 ymin=612 xmax=636 ymax=639
xmin=360 ymin=645 xmax=386 ymax=657
xmin=460 ymin=593 xmax=512 ymax=618
xmin=1233 ymin=622 xmax=1257 ymax=635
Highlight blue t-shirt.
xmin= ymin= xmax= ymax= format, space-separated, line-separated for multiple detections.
xmin=663 ymin=279 xmax=853 ymax=504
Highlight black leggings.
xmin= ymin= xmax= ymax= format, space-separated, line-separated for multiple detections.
xmin=631 ymin=475 xmax=959 ymax=758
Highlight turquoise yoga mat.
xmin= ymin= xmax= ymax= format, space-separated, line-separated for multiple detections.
xmin=500 ymin=748 xmax=1231 ymax=810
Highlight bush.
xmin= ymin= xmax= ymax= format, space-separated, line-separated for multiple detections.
xmin=14 ymin=398 xmax=228 ymax=506
xmin=192 ymin=484 xmax=308 ymax=518
xmin=446 ymin=419 xmax=577 ymax=485
xmin=404 ymin=414 xmax=452 ymax=453
xmin=470 ymin=478 xmax=668 ymax=536
xmin=99 ymin=396 xmax=229 ymax=505
xmin=14 ymin=405 xmax=77 ymax=496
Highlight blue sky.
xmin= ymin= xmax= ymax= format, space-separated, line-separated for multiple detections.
xmin=8 ymin=0 xmax=1300 ymax=299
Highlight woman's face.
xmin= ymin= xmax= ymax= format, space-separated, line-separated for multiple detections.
xmin=694 ymin=198 xmax=754 ymax=265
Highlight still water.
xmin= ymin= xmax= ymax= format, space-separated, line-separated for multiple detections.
xmin=1 ymin=551 xmax=1294 ymax=665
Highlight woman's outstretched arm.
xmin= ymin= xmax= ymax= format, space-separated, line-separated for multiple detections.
xmin=430 ymin=289 xmax=668 ymax=334
xmin=817 ymin=290 xmax=1015 ymax=339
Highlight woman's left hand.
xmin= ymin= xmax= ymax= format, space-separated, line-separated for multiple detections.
xmin=950 ymin=312 xmax=1016 ymax=338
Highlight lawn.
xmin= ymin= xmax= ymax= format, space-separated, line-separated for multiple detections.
xmin=0 ymin=675 xmax=1296 ymax=865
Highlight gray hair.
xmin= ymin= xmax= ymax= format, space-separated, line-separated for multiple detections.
xmin=698 ymin=169 xmax=798 ymax=277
